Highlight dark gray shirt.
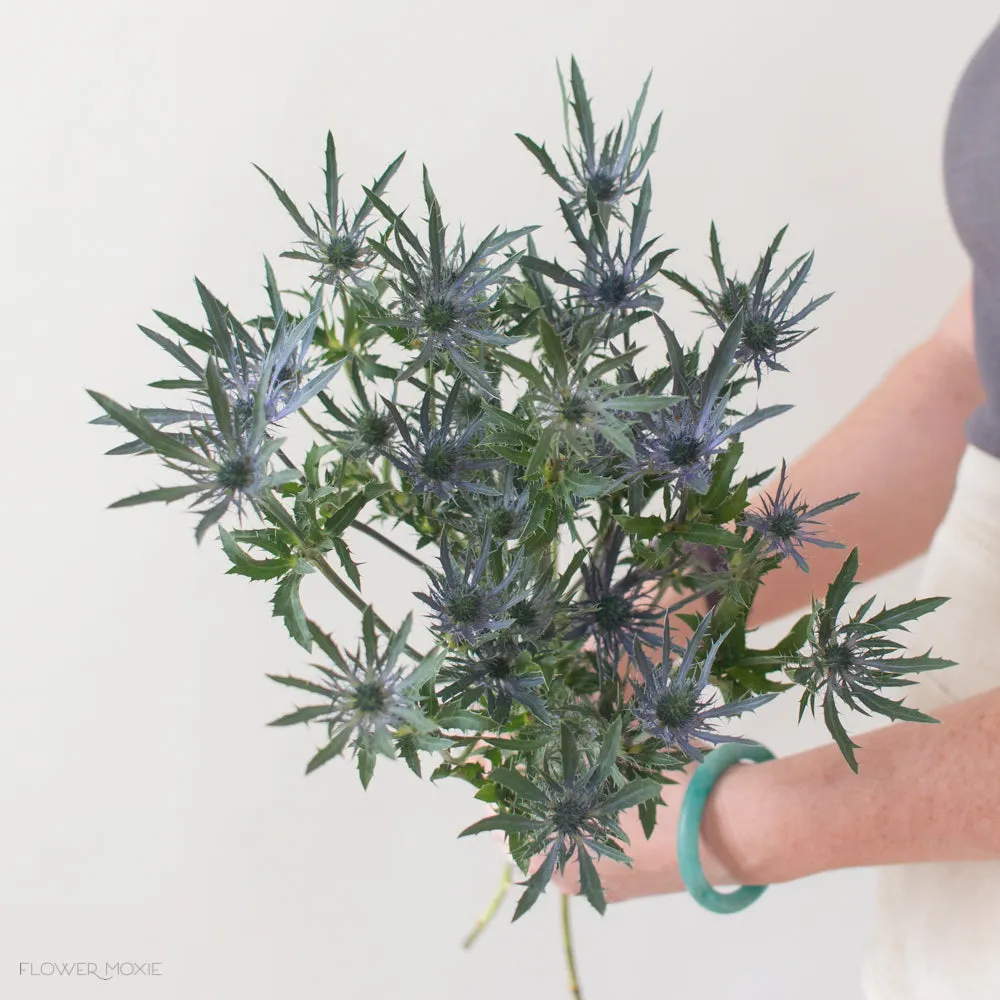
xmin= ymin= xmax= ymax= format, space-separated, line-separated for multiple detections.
xmin=944 ymin=17 xmax=1000 ymax=457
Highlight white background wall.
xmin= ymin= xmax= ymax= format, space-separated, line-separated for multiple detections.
xmin=2 ymin=1 xmax=996 ymax=997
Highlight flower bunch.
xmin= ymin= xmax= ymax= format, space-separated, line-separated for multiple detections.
xmin=89 ymin=56 xmax=955 ymax=953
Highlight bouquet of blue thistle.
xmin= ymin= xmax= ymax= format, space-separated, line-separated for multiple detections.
xmin=89 ymin=57 xmax=956 ymax=938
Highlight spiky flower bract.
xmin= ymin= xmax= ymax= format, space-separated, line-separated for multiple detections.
xmin=517 ymin=57 xmax=661 ymax=220
xmin=458 ymin=718 xmax=662 ymax=917
xmin=267 ymin=610 xmax=444 ymax=786
xmin=662 ymin=222 xmax=834 ymax=385
xmin=383 ymin=381 xmax=502 ymax=501
xmin=739 ymin=458 xmax=858 ymax=571
xmin=790 ymin=548 xmax=957 ymax=770
xmin=254 ymin=133 xmax=404 ymax=291
xmin=438 ymin=640 xmax=551 ymax=725
xmin=366 ymin=168 xmax=536 ymax=398
xmin=629 ymin=608 xmax=777 ymax=761
xmin=416 ymin=530 xmax=527 ymax=647
xmin=628 ymin=311 xmax=792 ymax=493
xmin=567 ymin=526 xmax=663 ymax=682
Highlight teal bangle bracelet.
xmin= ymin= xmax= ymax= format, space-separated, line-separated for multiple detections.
xmin=676 ymin=741 xmax=775 ymax=914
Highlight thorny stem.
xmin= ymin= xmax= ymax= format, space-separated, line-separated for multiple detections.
xmin=351 ymin=520 xmax=434 ymax=572
xmin=273 ymin=446 xmax=433 ymax=572
xmin=461 ymin=863 xmax=512 ymax=950
xmin=257 ymin=490 xmax=429 ymax=661
xmin=561 ymin=894 xmax=583 ymax=1000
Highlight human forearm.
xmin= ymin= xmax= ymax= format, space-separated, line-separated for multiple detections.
xmin=743 ymin=287 xmax=982 ymax=631
xmin=703 ymin=686 xmax=1000 ymax=886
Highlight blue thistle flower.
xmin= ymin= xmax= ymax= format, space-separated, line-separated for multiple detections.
xmin=738 ymin=458 xmax=857 ymax=572
xmin=661 ymin=222 xmax=834 ymax=385
xmin=366 ymin=168 xmax=536 ymax=398
xmin=789 ymin=548 xmax=956 ymax=770
xmin=254 ymin=133 xmax=404 ymax=291
xmin=517 ymin=58 xmax=661 ymax=220
xmin=267 ymin=609 xmax=445 ymax=783
xmin=630 ymin=608 xmax=777 ymax=761
xmin=475 ymin=467 xmax=533 ymax=542
xmin=567 ymin=526 xmax=663 ymax=681
xmin=416 ymin=530 xmax=527 ymax=647
xmin=314 ymin=357 xmax=397 ymax=460
xmin=437 ymin=640 xmax=551 ymax=725
xmin=458 ymin=718 xmax=663 ymax=917
xmin=522 ymin=177 xmax=669 ymax=333
xmin=195 ymin=267 xmax=341 ymax=429
xmin=629 ymin=312 xmax=793 ymax=493
xmin=383 ymin=382 xmax=502 ymax=501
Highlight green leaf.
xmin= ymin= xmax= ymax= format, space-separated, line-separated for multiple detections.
xmin=823 ymin=690 xmax=859 ymax=773
xmin=525 ymin=424 xmax=557 ymax=479
xmin=152 ymin=309 xmax=214 ymax=353
xmin=271 ymin=574 xmax=312 ymax=651
xmin=219 ymin=528 xmax=294 ymax=580
xmin=488 ymin=767 xmax=548 ymax=805
xmin=511 ymin=847 xmax=559 ymax=922
xmin=861 ymin=597 xmax=950 ymax=633
xmin=252 ymin=163 xmax=317 ymax=240
xmin=576 ymin=846 xmax=606 ymax=915
xmin=267 ymin=703 xmax=332 ymax=727
xmin=824 ymin=548 xmax=860 ymax=621
xmin=304 ymin=727 xmax=354 ymax=775
xmin=204 ymin=357 xmax=234 ymax=440
xmin=681 ymin=522 xmax=744 ymax=549
xmin=458 ymin=814 xmax=543 ymax=838
xmin=304 ymin=443 xmax=336 ymax=487
xmin=266 ymin=673 xmax=332 ymax=698
xmin=611 ymin=394 xmax=683 ymax=413
xmin=436 ymin=709 xmax=490 ymax=731
xmin=538 ymin=317 xmax=568 ymax=384
xmin=108 ymin=483 xmax=205 ymax=508
xmin=88 ymin=390 xmax=213 ymax=467
xmin=852 ymin=689 xmax=939 ymax=724
xmin=638 ymin=798 xmax=659 ymax=840
xmin=358 ymin=746 xmax=376 ymax=789
xmin=332 ymin=536 xmax=361 ymax=589
xmin=709 ymin=478 xmax=750 ymax=523
xmin=592 ymin=717 xmax=623 ymax=786
xmin=595 ymin=777 xmax=662 ymax=815
xmin=561 ymin=723 xmax=579 ymax=785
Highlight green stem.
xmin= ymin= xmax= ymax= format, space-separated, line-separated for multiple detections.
xmin=350 ymin=520 xmax=434 ymax=572
xmin=258 ymin=491 xmax=429 ymax=661
xmin=462 ymin=863 xmax=512 ymax=950
xmin=561 ymin=894 xmax=583 ymax=1000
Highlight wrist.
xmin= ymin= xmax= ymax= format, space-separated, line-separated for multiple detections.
xmin=698 ymin=757 xmax=797 ymax=887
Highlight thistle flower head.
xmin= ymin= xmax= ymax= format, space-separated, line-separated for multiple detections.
xmin=190 ymin=266 xmax=342 ymax=433
xmin=438 ymin=639 xmax=551 ymax=725
xmin=416 ymin=530 xmax=528 ymax=647
xmin=661 ymin=223 xmax=834 ymax=386
xmin=319 ymin=358 xmax=398 ymax=460
xmin=458 ymin=718 xmax=662 ymax=917
xmin=738 ymin=459 xmax=856 ymax=571
xmin=517 ymin=58 xmax=661 ymax=221
xmin=629 ymin=312 xmax=793 ymax=494
xmin=266 ymin=610 xmax=444 ymax=781
xmin=474 ymin=467 xmax=533 ymax=542
xmin=367 ymin=168 xmax=535 ymax=398
xmin=629 ymin=608 xmax=776 ymax=761
xmin=567 ymin=526 xmax=663 ymax=681
xmin=383 ymin=382 xmax=502 ymax=501
xmin=254 ymin=133 xmax=405 ymax=291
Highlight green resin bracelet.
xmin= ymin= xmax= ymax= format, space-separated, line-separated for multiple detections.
xmin=676 ymin=741 xmax=775 ymax=914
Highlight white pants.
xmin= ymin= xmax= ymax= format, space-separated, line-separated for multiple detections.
xmin=861 ymin=442 xmax=1000 ymax=999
